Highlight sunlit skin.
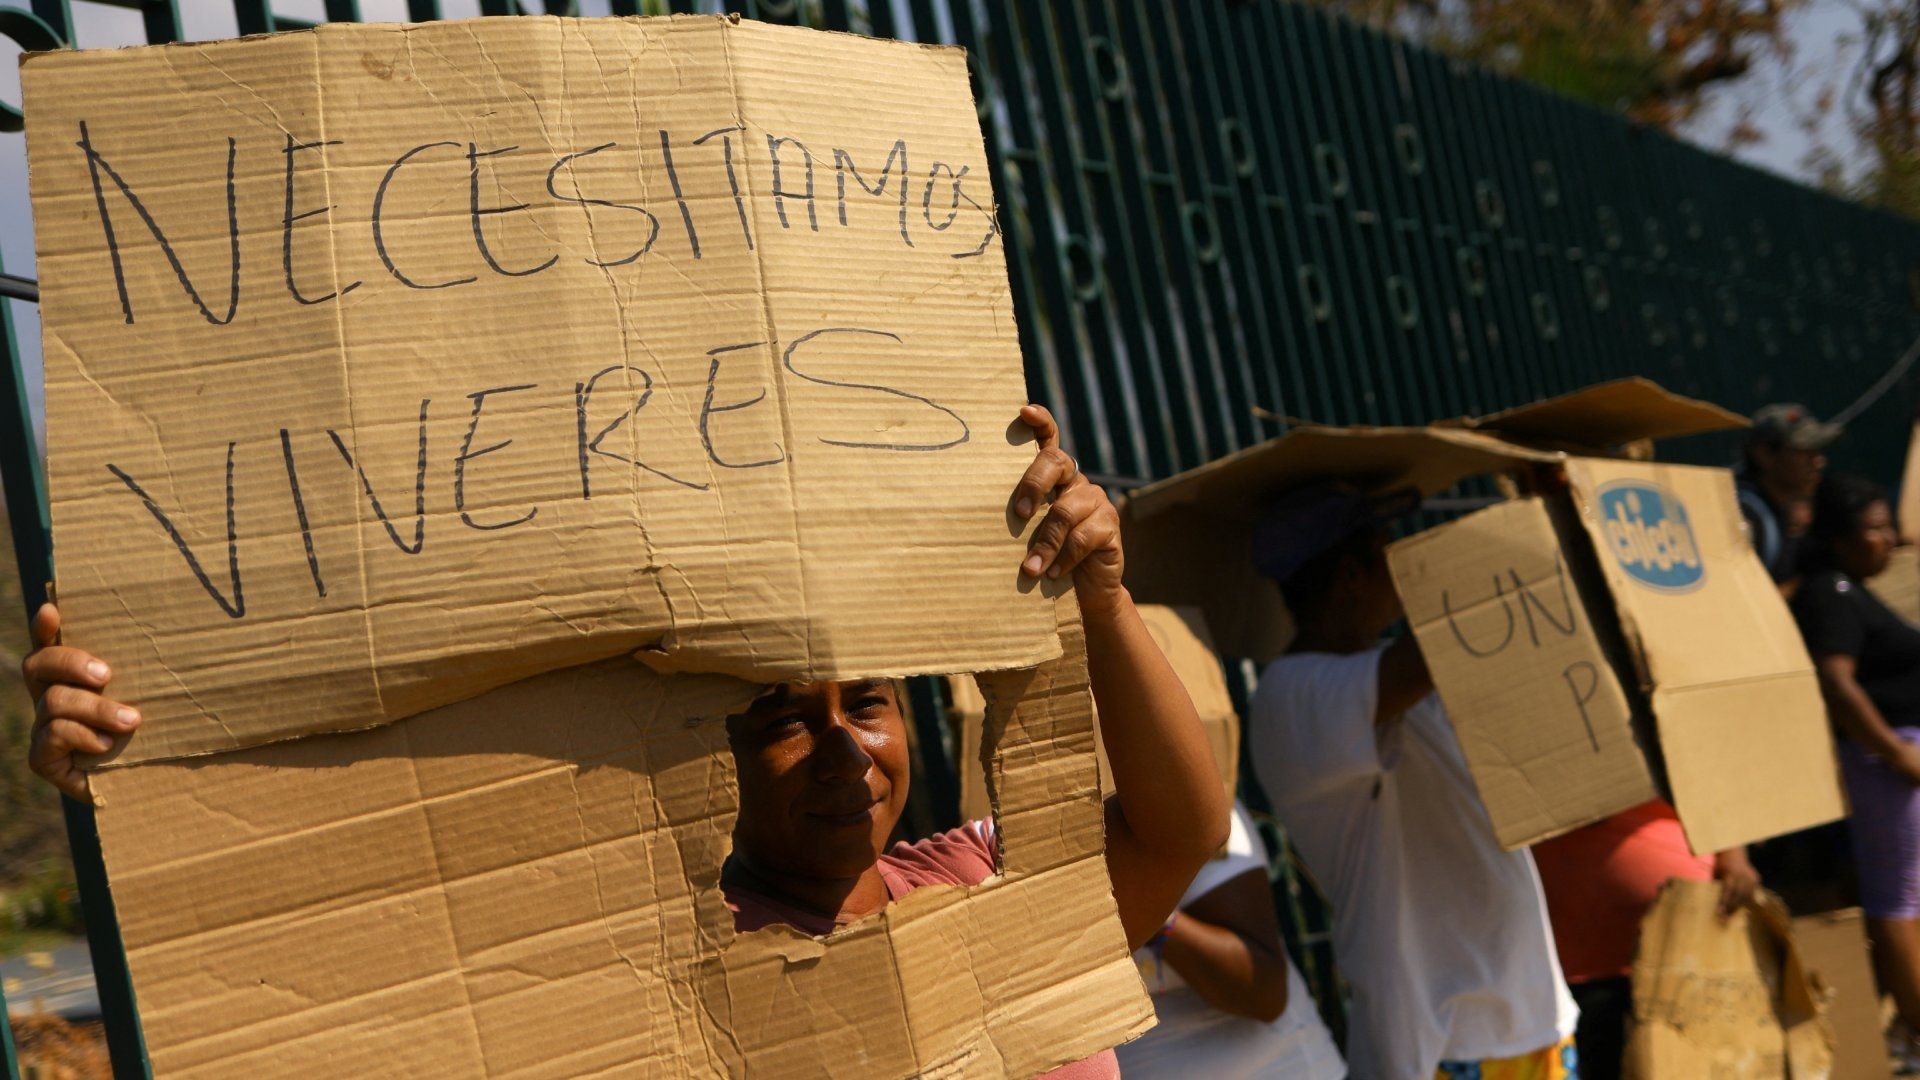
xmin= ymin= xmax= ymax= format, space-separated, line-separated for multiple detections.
xmin=724 ymin=679 xmax=912 ymax=923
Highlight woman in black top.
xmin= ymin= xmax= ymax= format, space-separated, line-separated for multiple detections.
xmin=1793 ymin=472 xmax=1920 ymax=1060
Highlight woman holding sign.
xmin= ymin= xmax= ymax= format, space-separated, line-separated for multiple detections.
xmin=24 ymin=405 xmax=1232 ymax=1080
xmin=1793 ymin=471 xmax=1920 ymax=1069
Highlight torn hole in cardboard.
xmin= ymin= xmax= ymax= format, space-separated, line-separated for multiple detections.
xmin=88 ymin=597 xmax=1151 ymax=1078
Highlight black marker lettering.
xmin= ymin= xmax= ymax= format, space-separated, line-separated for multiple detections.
xmin=468 ymin=144 xmax=558 ymax=278
xmin=328 ymin=399 xmax=430 ymax=555
xmin=455 ymin=384 xmax=540 ymax=530
xmin=834 ymin=140 xmax=912 ymax=246
xmin=1562 ymin=660 xmax=1603 ymax=751
xmin=781 ymin=328 xmax=969 ymax=451
xmin=950 ymin=170 xmax=1001 ymax=259
xmin=374 ymin=142 xmax=477 ymax=290
xmin=576 ymin=364 xmax=709 ymax=491
xmin=1512 ymin=553 xmax=1577 ymax=646
xmin=659 ymin=129 xmax=701 ymax=259
xmin=701 ymin=343 xmax=786 ymax=469
xmin=766 ymin=135 xmax=819 ymax=232
xmin=282 ymin=135 xmax=361 ymax=305
xmin=279 ymin=429 xmax=325 ymax=598
xmin=922 ymin=161 xmax=963 ymax=233
xmin=77 ymin=122 xmax=241 ymax=326
xmin=106 ymin=445 xmax=244 ymax=619
xmin=1441 ymin=578 xmax=1515 ymax=658
xmin=546 ymin=143 xmax=661 ymax=268
xmin=694 ymin=126 xmax=754 ymax=251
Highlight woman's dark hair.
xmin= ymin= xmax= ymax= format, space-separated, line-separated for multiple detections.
xmin=1805 ymin=472 xmax=1888 ymax=569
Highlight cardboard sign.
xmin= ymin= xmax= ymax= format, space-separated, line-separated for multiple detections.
xmin=1389 ymin=497 xmax=1657 ymax=848
xmin=1899 ymin=420 xmax=1920 ymax=544
xmin=1869 ymin=545 xmax=1920 ymax=622
xmin=23 ymin=15 xmax=1058 ymax=766
xmin=90 ymin=598 xmax=1152 ymax=1078
xmin=1628 ymin=881 xmax=1833 ymax=1079
xmin=1124 ymin=380 xmax=1843 ymax=854
xmin=1792 ymin=909 xmax=1892 ymax=1080
xmin=1120 ymin=378 xmax=1743 ymax=664
xmin=1565 ymin=459 xmax=1845 ymax=855
xmin=949 ymin=604 xmax=1239 ymax=821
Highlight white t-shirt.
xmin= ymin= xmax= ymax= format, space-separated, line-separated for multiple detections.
xmin=1116 ymin=802 xmax=1347 ymax=1079
xmin=1249 ymin=646 xmax=1577 ymax=1080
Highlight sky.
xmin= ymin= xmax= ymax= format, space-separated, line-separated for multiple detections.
xmin=0 ymin=0 xmax=1881 ymax=443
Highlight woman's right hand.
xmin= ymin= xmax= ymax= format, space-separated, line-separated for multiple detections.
xmin=20 ymin=603 xmax=140 ymax=800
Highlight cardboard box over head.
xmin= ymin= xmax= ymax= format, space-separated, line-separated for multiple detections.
xmin=948 ymin=604 xmax=1240 ymax=821
xmin=90 ymin=597 xmax=1152 ymax=1079
xmin=1121 ymin=379 xmax=1847 ymax=854
xmin=23 ymin=13 xmax=1060 ymax=766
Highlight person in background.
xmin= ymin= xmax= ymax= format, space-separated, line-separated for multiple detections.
xmin=1531 ymin=803 xmax=1760 ymax=1080
xmin=26 ymin=405 xmax=1233 ymax=1080
xmin=1115 ymin=797 xmax=1346 ymax=1079
xmin=1793 ymin=471 xmax=1920 ymax=1071
xmin=1247 ymin=483 xmax=1579 ymax=1080
xmin=1739 ymin=403 xmax=1840 ymax=590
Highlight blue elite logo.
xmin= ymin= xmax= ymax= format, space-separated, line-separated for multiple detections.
xmin=1596 ymin=481 xmax=1705 ymax=592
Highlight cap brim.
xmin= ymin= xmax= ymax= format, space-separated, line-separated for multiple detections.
xmin=1784 ymin=423 xmax=1842 ymax=451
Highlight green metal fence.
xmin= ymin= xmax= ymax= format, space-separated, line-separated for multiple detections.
xmin=5 ymin=0 xmax=1920 ymax=1074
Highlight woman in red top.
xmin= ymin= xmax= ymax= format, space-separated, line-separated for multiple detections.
xmin=1532 ymin=801 xmax=1758 ymax=1079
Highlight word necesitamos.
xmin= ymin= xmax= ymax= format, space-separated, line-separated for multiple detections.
xmin=71 ymin=123 xmax=1001 ymax=326
xmin=104 ymin=325 xmax=970 ymax=621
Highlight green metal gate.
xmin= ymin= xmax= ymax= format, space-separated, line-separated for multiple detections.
xmin=5 ymin=0 xmax=1920 ymax=1075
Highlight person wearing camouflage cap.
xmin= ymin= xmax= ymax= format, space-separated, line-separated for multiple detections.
xmin=1739 ymin=403 xmax=1841 ymax=588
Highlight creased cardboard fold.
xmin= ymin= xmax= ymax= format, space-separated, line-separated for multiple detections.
xmin=24 ymin=14 xmax=1061 ymax=766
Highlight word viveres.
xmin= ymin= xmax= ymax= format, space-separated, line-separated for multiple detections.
xmin=105 ymin=325 xmax=969 ymax=621
xmin=70 ymin=122 xmax=1001 ymax=325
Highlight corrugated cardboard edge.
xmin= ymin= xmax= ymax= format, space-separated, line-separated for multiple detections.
xmin=91 ymin=596 xmax=1151 ymax=1077
xmin=1628 ymin=880 xmax=1834 ymax=1078
xmin=1451 ymin=376 xmax=1748 ymax=450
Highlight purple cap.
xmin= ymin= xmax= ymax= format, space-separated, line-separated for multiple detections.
xmin=1251 ymin=483 xmax=1419 ymax=583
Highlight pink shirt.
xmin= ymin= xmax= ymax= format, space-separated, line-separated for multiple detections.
xmin=1532 ymin=799 xmax=1714 ymax=982
xmin=725 ymin=821 xmax=1120 ymax=1080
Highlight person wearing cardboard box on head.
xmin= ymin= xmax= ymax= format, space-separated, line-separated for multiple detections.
xmin=1515 ymin=460 xmax=1760 ymax=1080
xmin=22 ymin=405 xmax=1231 ymax=1080
xmin=1739 ymin=403 xmax=1840 ymax=590
xmin=1792 ymin=471 xmax=1920 ymax=1070
xmin=1246 ymin=483 xmax=1580 ymax=1080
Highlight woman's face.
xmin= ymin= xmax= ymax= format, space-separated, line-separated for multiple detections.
xmin=726 ymin=679 xmax=911 ymax=882
xmin=1838 ymin=499 xmax=1898 ymax=579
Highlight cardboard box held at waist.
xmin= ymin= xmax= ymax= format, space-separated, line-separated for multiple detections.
xmin=1122 ymin=379 xmax=1846 ymax=854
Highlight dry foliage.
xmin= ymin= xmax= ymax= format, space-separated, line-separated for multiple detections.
xmin=1308 ymin=0 xmax=1798 ymax=128
xmin=10 ymin=1011 xmax=109 ymax=1080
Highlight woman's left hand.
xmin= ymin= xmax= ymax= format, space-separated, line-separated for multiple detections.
xmin=1712 ymin=847 xmax=1761 ymax=918
xmin=1009 ymin=404 xmax=1125 ymax=616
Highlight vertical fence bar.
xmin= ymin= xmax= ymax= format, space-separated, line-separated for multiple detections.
xmin=1 ymin=263 xmax=151 ymax=1077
